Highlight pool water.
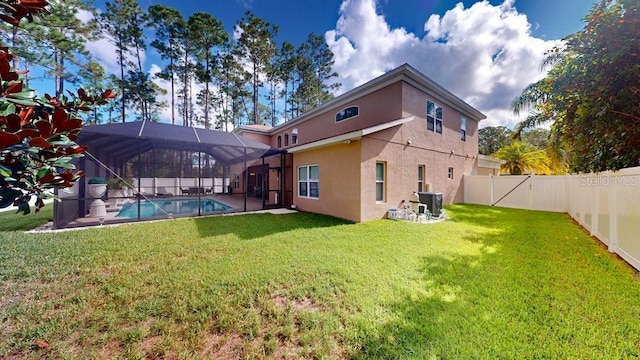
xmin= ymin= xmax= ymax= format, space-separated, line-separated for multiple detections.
xmin=116 ymin=198 xmax=231 ymax=218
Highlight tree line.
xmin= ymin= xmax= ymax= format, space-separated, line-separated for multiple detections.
xmin=1 ymin=0 xmax=340 ymax=129
xmin=511 ymin=0 xmax=639 ymax=172
xmin=482 ymin=0 xmax=639 ymax=174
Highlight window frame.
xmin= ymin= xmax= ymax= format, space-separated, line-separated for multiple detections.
xmin=277 ymin=135 xmax=282 ymax=148
xmin=292 ymin=128 xmax=298 ymax=145
xmin=460 ymin=117 xmax=467 ymax=142
xmin=418 ymin=165 xmax=425 ymax=192
xmin=335 ymin=106 xmax=359 ymax=123
xmin=298 ymin=164 xmax=319 ymax=199
xmin=376 ymin=161 xmax=386 ymax=203
xmin=284 ymin=133 xmax=289 ymax=147
xmin=448 ymin=167 xmax=454 ymax=180
xmin=427 ymin=100 xmax=443 ymax=135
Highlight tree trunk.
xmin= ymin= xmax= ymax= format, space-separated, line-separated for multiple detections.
xmin=118 ymin=40 xmax=126 ymax=123
xmin=170 ymin=41 xmax=175 ymax=125
xmin=204 ymin=57 xmax=210 ymax=129
xmin=183 ymin=45 xmax=190 ymax=126
xmin=252 ymin=61 xmax=258 ymax=124
xmin=11 ymin=25 xmax=19 ymax=70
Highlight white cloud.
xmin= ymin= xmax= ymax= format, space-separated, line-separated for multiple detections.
xmin=76 ymin=9 xmax=93 ymax=24
xmin=76 ymin=9 xmax=147 ymax=76
xmin=326 ymin=0 xmax=563 ymax=128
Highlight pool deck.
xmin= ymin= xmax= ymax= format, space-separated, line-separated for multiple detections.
xmin=61 ymin=194 xmax=272 ymax=228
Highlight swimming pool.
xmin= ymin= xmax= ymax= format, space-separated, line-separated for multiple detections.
xmin=116 ymin=198 xmax=232 ymax=218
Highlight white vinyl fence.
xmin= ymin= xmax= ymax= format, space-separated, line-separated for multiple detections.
xmin=464 ymin=167 xmax=640 ymax=271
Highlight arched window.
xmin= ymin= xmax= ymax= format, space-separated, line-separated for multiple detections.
xmin=284 ymin=133 xmax=289 ymax=146
xmin=336 ymin=106 xmax=359 ymax=122
xmin=277 ymin=135 xmax=282 ymax=148
xmin=292 ymin=128 xmax=298 ymax=145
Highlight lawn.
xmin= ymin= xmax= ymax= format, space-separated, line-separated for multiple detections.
xmin=1 ymin=205 xmax=639 ymax=359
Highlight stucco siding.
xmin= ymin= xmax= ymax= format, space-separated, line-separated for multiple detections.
xmin=293 ymin=142 xmax=362 ymax=222
xmin=239 ymin=132 xmax=271 ymax=145
xmin=273 ymin=83 xmax=404 ymax=150
xmin=359 ymin=120 xmax=476 ymax=221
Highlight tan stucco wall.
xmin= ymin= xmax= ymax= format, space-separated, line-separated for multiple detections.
xmin=292 ymin=142 xmax=362 ymax=222
xmin=235 ymin=79 xmax=482 ymax=222
xmin=238 ymin=132 xmax=271 ymax=145
xmin=476 ymin=167 xmax=500 ymax=176
xmin=359 ymin=114 xmax=478 ymax=221
xmin=273 ymin=83 xmax=404 ymax=150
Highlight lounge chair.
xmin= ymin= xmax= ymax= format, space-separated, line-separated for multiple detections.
xmin=156 ymin=187 xmax=173 ymax=197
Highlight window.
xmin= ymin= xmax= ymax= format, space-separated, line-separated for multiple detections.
xmin=233 ymin=174 xmax=239 ymax=189
xmin=298 ymin=165 xmax=319 ymax=199
xmin=336 ymin=106 xmax=359 ymax=122
xmin=292 ymin=128 xmax=298 ymax=145
xmin=460 ymin=117 xmax=467 ymax=141
xmin=448 ymin=167 xmax=454 ymax=179
xmin=427 ymin=100 xmax=443 ymax=134
xmin=277 ymin=135 xmax=282 ymax=148
xmin=284 ymin=133 xmax=289 ymax=146
xmin=418 ymin=165 xmax=425 ymax=192
xmin=376 ymin=162 xmax=386 ymax=202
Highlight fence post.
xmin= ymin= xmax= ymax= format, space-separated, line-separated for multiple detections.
xmin=490 ymin=175 xmax=494 ymax=205
xmin=529 ymin=174 xmax=534 ymax=209
xmin=608 ymin=177 xmax=619 ymax=253
xmin=593 ymin=181 xmax=600 ymax=237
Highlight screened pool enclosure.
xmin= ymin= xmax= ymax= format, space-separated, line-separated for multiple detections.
xmin=53 ymin=121 xmax=288 ymax=228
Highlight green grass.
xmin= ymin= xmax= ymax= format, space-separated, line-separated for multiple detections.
xmin=0 ymin=206 xmax=53 ymax=232
xmin=1 ymin=205 xmax=640 ymax=359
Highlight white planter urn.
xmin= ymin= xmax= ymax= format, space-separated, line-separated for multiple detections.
xmin=88 ymin=183 xmax=107 ymax=218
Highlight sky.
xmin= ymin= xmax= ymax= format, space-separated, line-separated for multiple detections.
xmin=84 ymin=0 xmax=597 ymax=128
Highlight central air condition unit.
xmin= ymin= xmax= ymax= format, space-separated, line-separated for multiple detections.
xmin=417 ymin=192 xmax=443 ymax=217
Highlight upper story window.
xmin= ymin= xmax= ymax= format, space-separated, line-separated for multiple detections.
xmin=284 ymin=133 xmax=289 ymax=146
xmin=336 ymin=106 xmax=359 ymax=122
xmin=277 ymin=135 xmax=282 ymax=148
xmin=292 ymin=128 xmax=298 ymax=145
xmin=460 ymin=117 xmax=467 ymax=142
xmin=427 ymin=100 xmax=443 ymax=134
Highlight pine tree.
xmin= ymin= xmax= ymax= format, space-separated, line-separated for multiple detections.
xmin=235 ymin=11 xmax=278 ymax=125
xmin=147 ymin=5 xmax=184 ymax=125
xmin=189 ymin=12 xmax=228 ymax=129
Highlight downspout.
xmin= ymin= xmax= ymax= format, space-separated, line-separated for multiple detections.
xmin=262 ymin=156 xmax=266 ymax=209
xmin=280 ymin=151 xmax=285 ymax=207
xmin=243 ymin=148 xmax=247 ymax=212
xmin=137 ymin=139 xmax=141 ymax=221
xmin=197 ymin=150 xmax=202 ymax=216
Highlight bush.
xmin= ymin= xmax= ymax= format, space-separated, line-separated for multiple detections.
xmin=88 ymin=177 xmax=107 ymax=184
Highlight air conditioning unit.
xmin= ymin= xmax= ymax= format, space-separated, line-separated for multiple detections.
xmin=417 ymin=192 xmax=442 ymax=217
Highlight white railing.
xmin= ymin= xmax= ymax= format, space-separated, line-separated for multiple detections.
xmin=464 ymin=167 xmax=640 ymax=271
xmin=131 ymin=177 xmax=230 ymax=196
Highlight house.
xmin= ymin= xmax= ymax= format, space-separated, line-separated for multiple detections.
xmin=232 ymin=63 xmax=486 ymax=222
xmin=475 ymin=154 xmax=505 ymax=176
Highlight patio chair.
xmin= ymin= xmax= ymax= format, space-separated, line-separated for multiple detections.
xmin=156 ymin=187 xmax=172 ymax=197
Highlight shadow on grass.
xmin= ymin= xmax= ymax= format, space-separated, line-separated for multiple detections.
xmin=357 ymin=253 xmax=498 ymax=359
xmin=193 ymin=211 xmax=352 ymax=240
xmin=354 ymin=205 xmax=580 ymax=358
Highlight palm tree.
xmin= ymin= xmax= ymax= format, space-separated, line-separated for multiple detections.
xmin=494 ymin=142 xmax=551 ymax=175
